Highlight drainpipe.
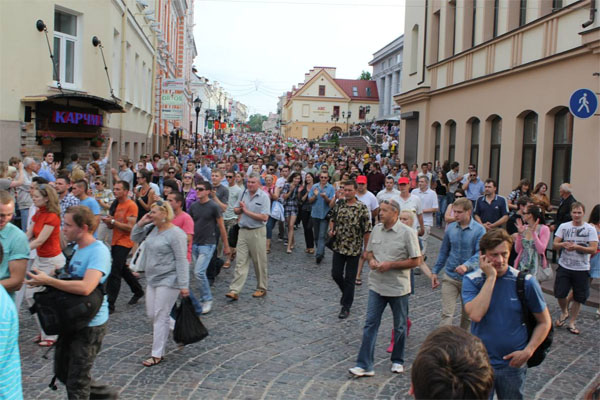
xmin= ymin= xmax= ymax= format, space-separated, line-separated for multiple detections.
xmin=118 ymin=2 xmax=127 ymax=161
xmin=147 ymin=0 xmax=158 ymax=154
xmin=418 ymin=0 xmax=429 ymax=85
xmin=582 ymin=0 xmax=596 ymax=28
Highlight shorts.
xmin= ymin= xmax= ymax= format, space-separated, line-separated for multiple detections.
xmin=553 ymin=265 xmax=590 ymax=304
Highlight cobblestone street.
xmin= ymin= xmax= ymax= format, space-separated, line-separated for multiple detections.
xmin=20 ymin=233 xmax=600 ymax=399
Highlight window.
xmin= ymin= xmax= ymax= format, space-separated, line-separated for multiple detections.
xmin=471 ymin=0 xmax=477 ymax=47
xmin=552 ymin=0 xmax=563 ymax=11
xmin=53 ymin=9 xmax=79 ymax=86
xmin=125 ymin=42 xmax=132 ymax=102
xmin=366 ymin=87 xmax=372 ymax=97
xmin=410 ymin=25 xmax=419 ymax=74
xmin=519 ymin=0 xmax=527 ymax=26
xmin=550 ymin=108 xmax=573 ymax=202
xmin=396 ymin=54 xmax=401 ymax=64
xmin=470 ymin=119 xmax=480 ymax=167
xmin=493 ymin=0 xmax=499 ymax=38
xmin=352 ymin=87 xmax=358 ymax=96
xmin=447 ymin=121 xmax=456 ymax=163
xmin=489 ymin=116 xmax=502 ymax=186
xmin=112 ymin=30 xmax=121 ymax=96
xmin=434 ymin=123 xmax=441 ymax=164
xmin=521 ymin=112 xmax=537 ymax=184
xmin=333 ymin=105 xmax=340 ymax=118
xmin=450 ymin=1 xmax=457 ymax=56
xmin=302 ymin=104 xmax=310 ymax=117
xmin=318 ymin=85 xmax=325 ymax=96
xmin=432 ymin=11 xmax=441 ymax=63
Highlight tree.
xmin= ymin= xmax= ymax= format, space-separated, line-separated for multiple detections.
xmin=358 ymin=70 xmax=372 ymax=80
xmin=248 ymin=113 xmax=268 ymax=132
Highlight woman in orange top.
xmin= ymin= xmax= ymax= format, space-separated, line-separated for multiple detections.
xmin=26 ymin=184 xmax=63 ymax=346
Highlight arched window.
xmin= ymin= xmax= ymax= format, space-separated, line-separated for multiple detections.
xmin=470 ymin=118 xmax=480 ymax=166
xmin=410 ymin=25 xmax=419 ymax=74
xmin=550 ymin=108 xmax=573 ymax=202
xmin=489 ymin=116 xmax=502 ymax=185
xmin=447 ymin=121 xmax=456 ymax=163
xmin=521 ymin=111 xmax=537 ymax=184
xmin=433 ymin=123 xmax=441 ymax=164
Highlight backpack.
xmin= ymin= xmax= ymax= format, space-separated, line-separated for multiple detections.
xmin=30 ymin=249 xmax=105 ymax=336
xmin=516 ymin=271 xmax=553 ymax=368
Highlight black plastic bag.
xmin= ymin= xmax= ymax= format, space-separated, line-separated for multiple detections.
xmin=173 ymin=297 xmax=208 ymax=345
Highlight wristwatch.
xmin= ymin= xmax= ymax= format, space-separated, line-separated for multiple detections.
xmin=111 ymin=219 xmax=115 ymax=225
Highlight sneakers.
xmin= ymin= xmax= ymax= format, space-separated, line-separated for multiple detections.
xmin=391 ymin=363 xmax=404 ymax=373
xmin=338 ymin=307 xmax=349 ymax=319
xmin=349 ymin=367 xmax=374 ymax=377
xmin=201 ymin=301 xmax=212 ymax=314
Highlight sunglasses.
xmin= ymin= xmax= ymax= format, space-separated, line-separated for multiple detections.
xmin=454 ymin=195 xmax=463 ymax=198
xmin=196 ymin=187 xmax=207 ymax=192
xmin=226 ymin=175 xmax=234 ymax=178
xmin=183 ymin=176 xmax=193 ymax=179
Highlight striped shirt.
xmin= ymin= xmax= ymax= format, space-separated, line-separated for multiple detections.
xmin=0 ymin=285 xmax=22 ymax=399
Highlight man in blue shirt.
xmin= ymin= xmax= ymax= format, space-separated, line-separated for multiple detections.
xmin=431 ymin=198 xmax=485 ymax=329
xmin=0 ymin=284 xmax=22 ymax=399
xmin=72 ymin=180 xmax=101 ymax=237
xmin=462 ymin=229 xmax=551 ymax=400
xmin=0 ymin=191 xmax=28 ymax=299
xmin=461 ymin=168 xmax=484 ymax=205
xmin=308 ymin=171 xmax=335 ymax=264
xmin=26 ymin=206 xmax=113 ymax=399
xmin=474 ymin=179 xmax=509 ymax=231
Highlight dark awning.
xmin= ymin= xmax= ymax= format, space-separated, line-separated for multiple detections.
xmin=21 ymin=93 xmax=125 ymax=113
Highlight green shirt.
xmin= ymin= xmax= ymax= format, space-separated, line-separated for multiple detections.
xmin=367 ymin=220 xmax=421 ymax=297
xmin=0 ymin=223 xmax=29 ymax=299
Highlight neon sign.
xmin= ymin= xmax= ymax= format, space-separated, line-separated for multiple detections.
xmin=53 ymin=111 xmax=103 ymax=127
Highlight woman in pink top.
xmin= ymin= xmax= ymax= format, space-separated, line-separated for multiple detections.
xmin=513 ymin=205 xmax=551 ymax=275
xmin=409 ymin=163 xmax=419 ymax=190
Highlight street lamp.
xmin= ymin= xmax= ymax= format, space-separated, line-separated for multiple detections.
xmin=194 ymin=97 xmax=202 ymax=151
xmin=342 ymin=110 xmax=352 ymax=134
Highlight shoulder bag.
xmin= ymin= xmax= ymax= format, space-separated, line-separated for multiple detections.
xmin=130 ymin=224 xmax=155 ymax=273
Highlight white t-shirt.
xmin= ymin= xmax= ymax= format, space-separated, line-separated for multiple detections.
xmin=376 ymin=189 xmax=400 ymax=204
xmin=356 ymin=191 xmax=379 ymax=219
xmin=397 ymin=194 xmax=422 ymax=230
xmin=411 ymin=188 xmax=438 ymax=227
xmin=556 ymin=221 xmax=599 ymax=271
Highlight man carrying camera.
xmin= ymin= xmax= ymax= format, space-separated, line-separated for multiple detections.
xmin=26 ymin=206 xmax=112 ymax=399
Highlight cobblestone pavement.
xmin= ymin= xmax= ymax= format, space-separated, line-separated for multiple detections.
xmin=20 ymin=230 xmax=600 ymax=399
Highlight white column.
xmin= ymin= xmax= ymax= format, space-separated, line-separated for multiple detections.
xmin=384 ymin=75 xmax=391 ymax=117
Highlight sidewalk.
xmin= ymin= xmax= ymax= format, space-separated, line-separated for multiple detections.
xmin=429 ymin=226 xmax=600 ymax=308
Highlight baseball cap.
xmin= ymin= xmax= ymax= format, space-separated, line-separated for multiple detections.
xmin=398 ymin=177 xmax=410 ymax=185
xmin=356 ymin=175 xmax=367 ymax=184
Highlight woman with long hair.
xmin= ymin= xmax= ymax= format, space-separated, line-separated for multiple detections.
xmin=298 ymin=173 xmax=315 ymax=254
xmin=26 ymin=184 xmax=63 ymax=347
xmin=263 ymin=174 xmax=280 ymax=254
xmin=444 ymin=188 xmax=466 ymax=229
xmin=409 ymin=163 xmax=419 ymax=190
xmin=508 ymin=179 xmax=532 ymax=211
xmin=513 ymin=205 xmax=551 ymax=276
xmin=87 ymin=162 xmax=101 ymax=192
xmin=181 ymin=172 xmax=197 ymax=212
xmin=134 ymin=168 xmax=155 ymax=221
xmin=531 ymin=182 xmax=552 ymax=212
xmin=281 ymin=172 xmax=302 ymax=254
xmin=131 ymin=201 xmax=189 ymax=367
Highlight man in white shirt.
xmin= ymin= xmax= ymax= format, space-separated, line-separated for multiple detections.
xmin=411 ymin=176 xmax=438 ymax=272
xmin=355 ymin=175 xmax=380 ymax=286
xmin=417 ymin=163 xmax=432 ymax=188
xmin=376 ymin=176 xmax=400 ymax=206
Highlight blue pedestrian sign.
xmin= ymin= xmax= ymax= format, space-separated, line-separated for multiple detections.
xmin=569 ymin=88 xmax=598 ymax=119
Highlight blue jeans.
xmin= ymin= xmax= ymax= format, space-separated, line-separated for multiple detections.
xmin=192 ymin=244 xmax=216 ymax=303
xmin=436 ymin=194 xmax=448 ymax=227
xmin=266 ymin=216 xmax=278 ymax=240
xmin=491 ymin=365 xmax=527 ymax=400
xmin=356 ymin=290 xmax=409 ymax=371
xmin=19 ymin=208 xmax=29 ymax=231
xmin=312 ymin=217 xmax=328 ymax=258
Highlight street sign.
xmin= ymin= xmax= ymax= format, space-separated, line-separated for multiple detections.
xmin=569 ymin=88 xmax=598 ymax=119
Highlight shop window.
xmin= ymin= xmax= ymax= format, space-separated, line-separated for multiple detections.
xmin=521 ymin=111 xmax=537 ymax=184
xmin=550 ymin=108 xmax=573 ymax=203
xmin=489 ymin=116 xmax=502 ymax=186
xmin=53 ymin=9 xmax=79 ymax=87
xmin=470 ymin=118 xmax=480 ymax=167
xmin=447 ymin=120 xmax=456 ymax=163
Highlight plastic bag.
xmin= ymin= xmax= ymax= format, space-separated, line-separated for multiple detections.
xmin=173 ymin=297 xmax=208 ymax=345
xmin=536 ymin=265 xmax=553 ymax=283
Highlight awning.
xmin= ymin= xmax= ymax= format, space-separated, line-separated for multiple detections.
xmin=376 ymin=116 xmax=400 ymax=122
xmin=21 ymin=93 xmax=125 ymax=113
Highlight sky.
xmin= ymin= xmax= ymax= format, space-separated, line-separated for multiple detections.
xmin=193 ymin=0 xmax=405 ymax=118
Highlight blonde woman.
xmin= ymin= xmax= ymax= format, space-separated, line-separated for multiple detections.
xmin=26 ymin=184 xmax=64 ymax=347
xmin=131 ymin=201 xmax=189 ymax=367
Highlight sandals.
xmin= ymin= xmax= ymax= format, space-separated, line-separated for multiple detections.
xmin=567 ymin=325 xmax=580 ymax=335
xmin=142 ymin=356 xmax=163 ymax=367
xmin=305 ymin=249 xmax=315 ymax=254
xmin=33 ymin=334 xmax=41 ymax=343
xmin=355 ymin=278 xmax=362 ymax=286
xmin=286 ymin=249 xmax=292 ymax=254
xmin=39 ymin=340 xmax=56 ymax=347
xmin=555 ymin=314 xmax=569 ymax=327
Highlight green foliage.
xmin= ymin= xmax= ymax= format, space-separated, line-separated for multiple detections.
xmin=248 ymin=114 xmax=268 ymax=132
xmin=358 ymin=70 xmax=372 ymax=80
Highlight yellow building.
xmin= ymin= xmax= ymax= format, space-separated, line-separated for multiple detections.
xmin=282 ymin=67 xmax=379 ymax=140
xmin=0 ymin=0 xmax=155 ymax=167
xmin=395 ymin=0 xmax=599 ymax=208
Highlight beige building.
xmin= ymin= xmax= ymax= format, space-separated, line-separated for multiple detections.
xmin=395 ymin=0 xmax=599 ymax=208
xmin=282 ymin=67 xmax=379 ymax=139
xmin=0 ymin=0 xmax=156 ymax=168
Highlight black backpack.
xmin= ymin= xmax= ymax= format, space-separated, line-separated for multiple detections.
xmin=516 ymin=271 xmax=553 ymax=368
xmin=30 ymin=249 xmax=105 ymax=336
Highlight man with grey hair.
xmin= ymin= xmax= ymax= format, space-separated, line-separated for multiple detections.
xmin=226 ymin=173 xmax=270 ymax=300
xmin=552 ymin=183 xmax=576 ymax=232
xmin=16 ymin=157 xmax=38 ymax=231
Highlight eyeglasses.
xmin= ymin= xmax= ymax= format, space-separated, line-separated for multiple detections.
xmin=94 ymin=181 xmax=101 ymax=185
xmin=454 ymin=195 xmax=463 ymax=198
xmin=196 ymin=187 xmax=206 ymax=192
xmin=183 ymin=176 xmax=193 ymax=179
xmin=226 ymin=175 xmax=234 ymax=178
xmin=168 ymin=171 xmax=176 ymax=174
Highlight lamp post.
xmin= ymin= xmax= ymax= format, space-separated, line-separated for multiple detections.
xmin=194 ymin=97 xmax=202 ymax=151
xmin=342 ymin=110 xmax=352 ymax=134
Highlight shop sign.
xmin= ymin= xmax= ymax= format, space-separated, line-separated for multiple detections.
xmin=52 ymin=111 xmax=103 ymax=126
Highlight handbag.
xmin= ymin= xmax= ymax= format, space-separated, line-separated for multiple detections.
xmin=270 ymin=200 xmax=284 ymax=222
xmin=325 ymin=234 xmax=336 ymax=250
xmin=516 ymin=272 xmax=553 ymax=368
xmin=536 ymin=265 xmax=553 ymax=283
xmin=173 ymin=297 xmax=209 ymax=345
xmin=130 ymin=225 xmax=155 ymax=273
xmin=228 ymin=224 xmax=240 ymax=248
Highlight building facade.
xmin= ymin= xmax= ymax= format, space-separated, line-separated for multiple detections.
xmin=262 ymin=112 xmax=280 ymax=135
xmin=369 ymin=35 xmax=404 ymax=121
xmin=0 ymin=0 xmax=156 ymax=167
xmin=282 ymin=67 xmax=379 ymax=139
xmin=395 ymin=0 xmax=599 ymax=208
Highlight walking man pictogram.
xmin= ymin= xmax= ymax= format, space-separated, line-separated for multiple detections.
xmin=577 ymin=93 xmax=590 ymax=113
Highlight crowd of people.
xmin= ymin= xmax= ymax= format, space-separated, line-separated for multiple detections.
xmin=0 ymin=130 xmax=598 ymax=399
